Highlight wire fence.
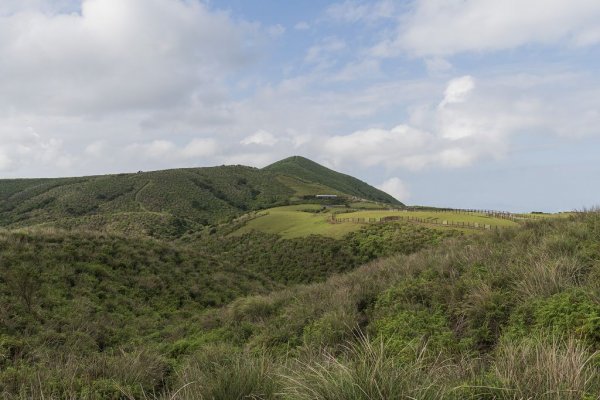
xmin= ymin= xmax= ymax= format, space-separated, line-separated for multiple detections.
xmin=331 ymin=206 xmax=572 ymax=231
xmin=333 ymin=214 xmax=500 ymax=230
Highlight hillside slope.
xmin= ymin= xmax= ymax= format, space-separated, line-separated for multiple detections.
xmin=2 ymin=213 xmax=598 ymax=398
xmin=0 ymin=157 xmax=400 ymax=234
xmin=0 ymin=221 xmax=455 ymax=398
xmin=264 ymin=156 xmax=403 ymax=205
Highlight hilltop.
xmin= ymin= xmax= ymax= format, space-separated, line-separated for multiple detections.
xmin=264 ymin=156 xmax=401 ymax=205
xmin=0 ymin=156 xmax=401 ymax=236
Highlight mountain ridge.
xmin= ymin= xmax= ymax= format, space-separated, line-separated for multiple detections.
xmin=0 ymin=156 xmax=402 ymax=234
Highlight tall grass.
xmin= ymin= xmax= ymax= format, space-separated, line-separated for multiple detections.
xmin=164 ymin=345 xmax=280 ymax=400
xmin=490 ymin=335 xmax=599 ymax=399
xmin=281 ymin=335 xmax=454 ymax=400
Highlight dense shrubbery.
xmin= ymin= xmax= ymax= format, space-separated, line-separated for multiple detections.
xmin=2 ymin=211 xmax=600 ymax=398
xmin=159 ymin=212 xmax=600 ymax=399
xmin=0 ymin=166 xmax=297 ymax=230
xmin=0 ymin=219 xmax=452 ymax=398
xmin=0 ymin=157 xmax=400 ymax=234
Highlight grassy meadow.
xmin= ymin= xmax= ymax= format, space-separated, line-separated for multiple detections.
xmin=232 ymin=204 xmax=522 ymax=238
xmin=337 ymin=209 xmax=519 ymax=228
xmin=231 ymin=205 xmax=361 ymax=239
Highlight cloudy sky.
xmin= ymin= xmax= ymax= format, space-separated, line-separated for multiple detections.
xmin=1 ymin=0 xmax=599 ymax=211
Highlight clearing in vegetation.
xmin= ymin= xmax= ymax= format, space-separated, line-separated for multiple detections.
xmin=232 ymin=204 xmax=526 ymax=238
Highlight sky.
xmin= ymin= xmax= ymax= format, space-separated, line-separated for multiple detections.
xmin=0 ymin=0 xmax=599 ymax=212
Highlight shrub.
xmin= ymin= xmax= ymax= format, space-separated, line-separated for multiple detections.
xmin=167 ymin=345 xmax=280 ymax=400
xmin=507 ymin=289 xmax=600 ymax=345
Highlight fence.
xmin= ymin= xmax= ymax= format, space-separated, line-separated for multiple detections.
xmin=399 ymin=207 xmax=550 ymax=222
xmin=333 ymin=215 xmax=499 ymax=231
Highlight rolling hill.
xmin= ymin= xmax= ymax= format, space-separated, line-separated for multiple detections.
xmin=0 ymin=154 xmax=591 ymax=399
xmin=264 ymin=156 xmax=402 ymax=205
xmin=0 ymin=157 xmax=401 ymax=235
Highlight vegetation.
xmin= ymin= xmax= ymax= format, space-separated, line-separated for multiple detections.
xmin=231 ymin=204 xmax=519 ymax=238
xmin=264 ymin=156 xmax=402 ymax=205
xmin=338 ymin=209 xmax=519 ymax=228
xmin=0 ymin=211 xmax=596 ymax=398
xmin=163 ymin=212 xmax=600 ymax=400
xmin=0 ymin=159 xmax=595 ymax=399
xmin=230 ymin=205 xmax=361 ymax=239
xmin=0 ymin=218 xmax=454 ymax=398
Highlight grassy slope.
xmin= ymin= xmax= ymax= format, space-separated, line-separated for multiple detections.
xmin=0 ymin=166 xmax=295 ymax=231
xmin=231 ymin=205 xmax=362 ymax=239
xmin=5 ymin=213 xmax=597 ymax=398
xmin=0 ymin=158 xmax=402 ymax=235
xmin=0 ymin=222 xmax=457 ymax=398
xmin=232 ymin=204 xmax=520 ymax=238
xmin=264 ymin=156 xmax=403 ymax=205
xmin=162 ymin=212 xmax=600 ymax=399
xmin=338 ymin=209 xmax=519 ymax=227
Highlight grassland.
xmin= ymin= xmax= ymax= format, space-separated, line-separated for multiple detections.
xmin=3 ymin=211 xmax=597 ymax=399
xmin=0 ymin=220 xmax=455 ymax=398
xmin=232 ymin=204 xmax=522 ymax=238
xmin=0 ymin=157 xmax=400 ymax=236
xmin=337 ymin=209 xmax=519 ymax=228
xmin=154 ymin=212 xmax=600 ymax=399
xmin=231 ymin=205 xmax=361 ymax=239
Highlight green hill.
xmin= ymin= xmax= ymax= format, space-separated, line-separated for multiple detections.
xmin=0 ymin=165 xmax=292 ymax=230
xmin=0 ymin=157 xmax=400 ymax=235
xmin=263 ymin=156 xmax=403 ymax=205
xmin=0 ymin=221 xmax=455 ymax=398
xmin=2 ymin=211 xmax=597 ymax=398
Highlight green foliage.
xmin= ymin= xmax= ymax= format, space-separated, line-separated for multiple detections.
xmin=0 ymin=165 xmax=294 ymax=232
xmin=372 ymin=280 xmax=457 ymax=355
xmin=167 ymin=345 xmax=279 ymax=400
xmin=0 ymin=157 xmax=401 ymax=237
xmin=506 ymin=289 xmax=600 ymax=345
xmin=264 ymin=156 xmax=402 ymax=205
xmin=2 ymin=195 xmax=600 ymax=398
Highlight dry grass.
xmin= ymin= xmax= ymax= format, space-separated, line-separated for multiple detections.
xmin=492 ymin=335 xmax=599 ymax=400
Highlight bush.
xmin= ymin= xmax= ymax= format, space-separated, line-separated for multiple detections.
xmin=167 ymin=345 xmax=280 ymax=400
xmin=507 ymin=289 xmax=600 ymax=345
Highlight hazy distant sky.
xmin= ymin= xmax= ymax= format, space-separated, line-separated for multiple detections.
xmin=1 ymin=0 xmax=599 ymax=211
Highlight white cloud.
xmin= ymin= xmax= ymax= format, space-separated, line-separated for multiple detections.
xmin=0 ymin=124 xmax=74 ymax=173
xmin=374 ymin=0 xmax=600 ymax=57
xmin=326 ymin=0 xmax=395 ymax=23
xmin=425 ymin=57 xmax=452 ymax=74
xmin=84 ymin=140 xmax=106 ymax=157
xmin=0 ymin=150 xmax=12 ymax=170
xmin=378 ymin=177 xmax=410 ymax=202
xmin=267 ymin=24 xmax=285 ymax=37
xmin=0 ymin=0 xmax=261 ymax=115
xmin=127 ymin=138 xmax=219 ymax=161
xmin=305 ymin=37 xmax=346 ymax=64
xmin=323 ymin=125 xmax=433 ymax=170
xmin=440 ymin=76 xmax=475 ymax=107
xmin=294 ymin=21 xmax=310 ymax=30
xmin=182 ymin=138 xmax=219 ymax=158
xmin=333 ymin=59 xmax=381 ymax=82
xmin=320 ymin=74 xmax=557 ymax=170
xmin=241 ymin=130 xmax=279 ymax=147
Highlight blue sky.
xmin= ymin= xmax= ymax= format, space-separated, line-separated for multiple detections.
xmin=0 ymin=0 xmax=599 ymax=212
